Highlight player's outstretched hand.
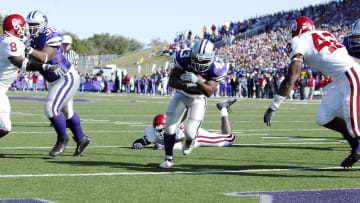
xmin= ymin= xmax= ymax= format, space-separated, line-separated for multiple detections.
xmin=42 ymin=64 xmax=67 ymax=77
xmin=133 ymin=142 xmax=144 ymax=150
xmin=264 ymin=107 xmax=275 ymax=127
xmin=180 ymin=72 xmax=199 ymax=84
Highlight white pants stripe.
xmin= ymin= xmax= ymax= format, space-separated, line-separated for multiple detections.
xmin=45 ymin=66 xmax=79 ymax=118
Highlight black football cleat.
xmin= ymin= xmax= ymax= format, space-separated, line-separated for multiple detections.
xmin=49 ymin=138 xmax=69 ymax=157
xmin=216 ymin=98 xmax=237 ymax=112
xmin=73 ymin=135 xmax=91 ymax=156
xmin=341 ymin=150 xmax=360 ymax=169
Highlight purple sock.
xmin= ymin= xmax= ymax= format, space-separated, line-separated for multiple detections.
xmin=164 ymin=134 xmax=175 ymax=157
xmin=66 ymin=112 xmax=85 ymax=141
xmin=49 ymin=113 xmax=68 ymax=140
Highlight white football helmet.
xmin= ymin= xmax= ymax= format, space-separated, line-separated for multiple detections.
xmin=26 ymin=10 xmax=48 ymax=37
xmin=349 ymin=19 xmax=360 ymax=53
xmin=190 ymin=39 xmax=215 ymax=72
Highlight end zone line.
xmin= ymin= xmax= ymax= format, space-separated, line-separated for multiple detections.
xmin=0 ymin=166 xmax=358 ymax=178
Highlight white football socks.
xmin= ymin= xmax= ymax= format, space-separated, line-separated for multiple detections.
xmin=220 ymin=108 xmax=228 ymax=117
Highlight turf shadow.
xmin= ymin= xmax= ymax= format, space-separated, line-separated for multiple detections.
xmin=45 ymin=160 xmax=360 ymax=177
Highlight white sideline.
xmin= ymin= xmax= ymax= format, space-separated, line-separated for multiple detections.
xmin=0 ymin=166 xmax=358 ymax=178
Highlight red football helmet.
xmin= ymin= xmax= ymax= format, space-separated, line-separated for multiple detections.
xmin=153 ymin=114 xmax=166 ymax=138
xmin=2 ymin=14 xmax=27 ymax=40
xmin=289 ymin=16 xmax=315 ymax=38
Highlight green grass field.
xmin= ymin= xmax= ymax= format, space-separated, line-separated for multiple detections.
xmin=0 ymin=91 xmax=358 ymax=202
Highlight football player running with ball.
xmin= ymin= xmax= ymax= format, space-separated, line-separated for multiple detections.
xmin=0 ymin=14 xmax=66 ymax=141
xmin=159 ymin=39 xmax=227 ymax=168
xmin=25 ymin=10 xmax=91 ymax=157
xmin=264 ymin=16 xmax=360 ymax=169
xmin=132 ymin=98 xmax=237 ymax=151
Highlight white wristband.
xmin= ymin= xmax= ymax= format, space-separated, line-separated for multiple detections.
xmin=44 ymin=53 xmax=48 ymax=63
xmin=269 ymin=94 xmax=286 ymax=110
xmin=21 ymin=58 xmax=29 ymax=72
xmin=28 ymin=48 xmax=33 ymax=54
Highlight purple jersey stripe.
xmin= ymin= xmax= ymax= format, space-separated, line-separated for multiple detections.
xmin=51 ymin=74 xmax=69 ymax=116
xmin=56 ymin=72 xmax=74 ymax=113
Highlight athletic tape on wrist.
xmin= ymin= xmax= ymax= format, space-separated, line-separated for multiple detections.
xmin=21 ymin=58 xmax=29 ymax=72
xmin=44 ymin=53 xmax=48 ymax=64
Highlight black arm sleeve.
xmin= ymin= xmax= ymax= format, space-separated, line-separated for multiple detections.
xmin=132 ymin=136 xmax=151 ymax=146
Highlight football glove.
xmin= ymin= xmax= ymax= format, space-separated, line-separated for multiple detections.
xmin=153 ymin=143 xmax=164 ymax=150
xmin=42 ymin=64 xmax=68 ymax=77
xmin=264 ymin=107 xmax=275 ymax=127
xmin=180 ymin=72 xmax=200 ymax=84
xmin=133 ymin=142 xmax=144 ymax=150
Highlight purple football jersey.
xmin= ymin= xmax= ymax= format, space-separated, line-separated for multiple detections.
xmin=174 ymin=48 xmax=227 ymax=95
xmin=31 ymin=28 xmax=71 ymax=82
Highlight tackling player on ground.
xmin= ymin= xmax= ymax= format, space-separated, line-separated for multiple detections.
xmin=132 ymin=98 xmax=237 ymax=150
xmin=264 ymin=16 xmax=360 ymax=169
xmin=25 ymin=10 xmax=91 ymax=157
xmin=0 ymin=14 xmax=65 ymax=141
xmin=159 ymin=39 xmax=227 ymax=168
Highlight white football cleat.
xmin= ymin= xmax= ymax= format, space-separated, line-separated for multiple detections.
xmin=183 ymin=139 xmax=197 ymax=155
xmin=159 ymin=155 xmax=174 ymax=168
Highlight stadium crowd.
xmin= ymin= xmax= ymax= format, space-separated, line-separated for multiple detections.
xmin=11 ymin=0 xmax=360 ymax=101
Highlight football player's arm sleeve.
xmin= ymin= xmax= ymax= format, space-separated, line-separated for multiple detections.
xmin=277 ymin=54 xmax=303 ymax=97
xmin=132 ymin=136 xmax=151 ymax=146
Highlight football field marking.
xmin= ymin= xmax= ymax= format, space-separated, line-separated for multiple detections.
xmin=0 ymin=165 xmax=358 ymax=178
xmin=0 ymin=141 xmax=346 ymax=150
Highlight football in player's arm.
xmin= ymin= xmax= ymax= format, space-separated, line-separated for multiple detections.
xmin=159 ymin=39 xmax=227 ymax=168
xmin=169 ymin=66 xmax=218 ymax=97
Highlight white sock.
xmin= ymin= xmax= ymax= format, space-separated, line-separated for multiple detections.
xmin=220 ymin=108 xmax=228 ymax=117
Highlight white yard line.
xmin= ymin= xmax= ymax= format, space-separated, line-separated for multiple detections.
xmin=0 ymin=165 xmax=357 ymax=178
xmin=0 ymin=141 xmax=344 ymax=150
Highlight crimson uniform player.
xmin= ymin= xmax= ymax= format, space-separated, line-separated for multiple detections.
xmin=132 ymin=99 xmax=237 ymax=150
xmin=0 ymin=14 xmax=65 ymax=140
xmin=264 ymin=16 xmax=360 ymax=169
